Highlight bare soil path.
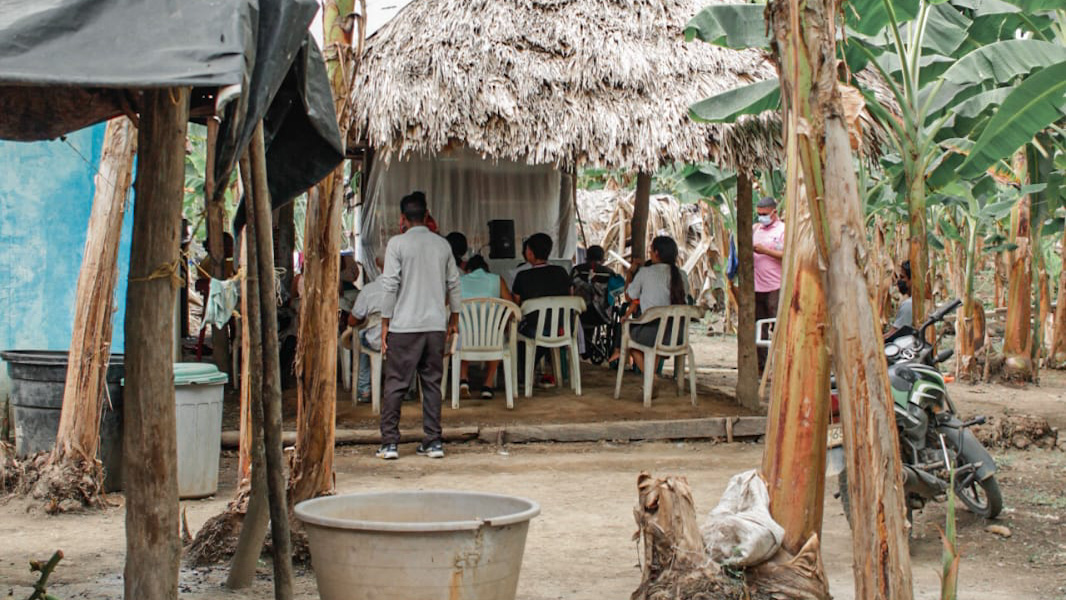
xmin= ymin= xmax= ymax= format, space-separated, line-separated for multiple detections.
xmin=2 ymin=335 xmax=1062 ymax=599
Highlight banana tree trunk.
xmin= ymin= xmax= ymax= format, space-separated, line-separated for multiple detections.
xmin=768 ymin=0 xmax=914 ymax=594
xmin=908 ymin=170 xmax=928 ymax=328
xmin=759 ymin=174 xmax=831 ymax=554
xmin=289 ymin=0 xmax=354 ymax=504
xmin=52 ymin=117 xmax=135 ymax=475
xmin=1050 ymin=223 xmax=1066 ymax=367
xmin=1003 ymin=153 xmax=1033 ymax=381
xmin=735 ymin=171 xmax=760 ymax=411
xmin=958 ymin=223 xmax=980 ymax=380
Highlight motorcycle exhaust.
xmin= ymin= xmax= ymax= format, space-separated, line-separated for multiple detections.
xmin=902 ymin=464 xmax=947 ymax=498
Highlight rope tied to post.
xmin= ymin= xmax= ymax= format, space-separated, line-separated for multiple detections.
xmin=129 ymin=259 xmax=184 ymax=289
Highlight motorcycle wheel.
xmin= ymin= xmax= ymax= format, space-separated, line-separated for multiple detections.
xmin=955 ymin=474 xmax=1003 ymax=519
xmin=838 ymin=467 xmax=853 ymax=528
xmin=838 ymin=467 xmax=914 ymax=536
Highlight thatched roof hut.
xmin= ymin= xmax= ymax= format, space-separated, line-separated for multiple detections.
xmin=348 ymin=0 xmax=886 ymax=172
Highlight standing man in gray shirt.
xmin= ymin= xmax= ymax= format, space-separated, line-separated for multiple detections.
xmin=377 ymin=191 xmax=461 ymax=460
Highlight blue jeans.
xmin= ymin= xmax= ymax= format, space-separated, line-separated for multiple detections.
xmin=357 ymin=331 xmax=373 ymax=398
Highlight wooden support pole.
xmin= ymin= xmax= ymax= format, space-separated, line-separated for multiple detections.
xmin=124 ymin=87 xmax=189 ymax=600
xmin=54 ymin=117 xmax=136 ymax=467
xmin=734 ymin=171 xmax=759 ymax=411
xmin=631 ymin=172 xmax=652 ymax=264
xmin=226 ymin=157 xmax=271 ymax=590
xmin=249 ymin=122 xmax=294 ymax=600
xmin=204 ymin=118 xmax=232 ymax=377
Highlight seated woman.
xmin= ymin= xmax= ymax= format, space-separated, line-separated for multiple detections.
xmin=458 ymin=254 xmax=514 ymax=399
xmin=607 ymin=236 xmax=687 ymax=373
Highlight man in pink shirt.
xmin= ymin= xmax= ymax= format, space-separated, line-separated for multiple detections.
xmin=753 ymin=196 xmax=785 ymax=371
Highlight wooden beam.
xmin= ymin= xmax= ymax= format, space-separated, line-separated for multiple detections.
xmin=124 ymin=87 xmax=189 ymax=600
xmin=204 ymin=118 xmax=232 ymax=378
xmin=226 ymin=157 xmax=271 ymax=590
xmin=734 ymin=171 xmax=760 ymax=411
xmin=248 ymin=122 xmax=294 ymax=599
xmin=631 ymin=172 xmax=652 ymax=263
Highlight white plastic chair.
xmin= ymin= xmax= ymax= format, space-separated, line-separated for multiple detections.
xmin=339 ymin=331 xmax=352 ymax=392
xmin=755 ymin=317 xmax=776 ymax=349
xmin=517 ymin=296 xmax=586 ymax=397
xmin=350 ymin=314 xmax=384 ymax=414
xmin=613 ymin=305 xmax=703 ymax=407
xmin=449 ymin=298 xmax=520 ymax=409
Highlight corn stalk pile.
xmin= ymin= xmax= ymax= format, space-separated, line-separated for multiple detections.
xmin=577 ymin=190 xmax=728 ymax=311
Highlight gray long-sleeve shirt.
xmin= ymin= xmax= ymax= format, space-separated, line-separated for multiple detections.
xmin=379 ymin=225 xmax=461 ymax=333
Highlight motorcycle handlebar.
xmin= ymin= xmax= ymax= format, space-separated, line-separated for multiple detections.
xmin=927 ymin=299 xmax=963 ymax=324
xmin=935 ymin=348 xmax=954 ymax=364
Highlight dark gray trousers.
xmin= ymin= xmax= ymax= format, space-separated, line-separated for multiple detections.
xmin=755 ymin=289 xmax=780 ymax=372
xmin=381 ymin=331 xmax=446 ymax=446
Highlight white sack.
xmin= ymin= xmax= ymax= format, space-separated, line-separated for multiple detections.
xmin=700 ymin=469 xmax=784 ymax=567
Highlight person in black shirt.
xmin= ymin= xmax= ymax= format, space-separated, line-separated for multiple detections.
xmin=511 ymin=233 xmax=570 ymax=308
xmin=511 ymin=233 xmax=571 ymax=384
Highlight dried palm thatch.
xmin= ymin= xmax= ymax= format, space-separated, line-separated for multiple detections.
xmin=349 ymin=0 xmax=892 ymax=172
xmin=578 ymin=190 xmax=726 ymax=309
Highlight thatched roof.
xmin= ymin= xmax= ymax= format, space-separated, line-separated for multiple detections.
xmin=349 ymin=0 xmax=887 ymax=172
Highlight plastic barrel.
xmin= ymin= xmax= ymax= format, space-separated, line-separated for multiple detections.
xmin=1 ymin=350 xmax=124 ymax=491
xmin=173 ymin=362 xmax=228 ymax=499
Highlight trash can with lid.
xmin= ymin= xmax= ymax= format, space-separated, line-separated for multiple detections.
xmin=173 ymin=362 xmax=228 ymax=499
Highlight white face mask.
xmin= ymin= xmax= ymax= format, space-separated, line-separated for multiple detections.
xmin=757 ymin=214 xmax=773 ymax=226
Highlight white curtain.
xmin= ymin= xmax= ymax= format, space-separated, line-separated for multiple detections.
xmin=360 ymin=147 xmax=575 ymax=278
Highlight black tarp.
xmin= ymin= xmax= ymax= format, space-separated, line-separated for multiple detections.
xmin=0 ymin=0 xmax=344 ymax=206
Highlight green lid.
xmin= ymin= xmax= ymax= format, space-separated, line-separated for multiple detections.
xmin=173 ymin=362 xmax=229 ymax=385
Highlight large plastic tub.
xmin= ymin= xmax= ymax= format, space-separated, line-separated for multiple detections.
xmin=295 ymin=491 xmax=540 ymax=600
xmin=1 ymin=350 xmax=124 ymax=492
xmin=173 ymin=362 xmax=227 ymax=499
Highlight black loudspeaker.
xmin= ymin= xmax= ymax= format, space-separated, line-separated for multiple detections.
xmin=488 ymin=219 xmax=516 ymax=259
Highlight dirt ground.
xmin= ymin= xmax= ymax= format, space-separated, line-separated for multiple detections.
xmin=2 ymin=336 xmax=1064 ymax=600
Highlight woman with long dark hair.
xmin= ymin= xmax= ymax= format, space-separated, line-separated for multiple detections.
xmin=607 ymin=235 xmax=687 ymax=373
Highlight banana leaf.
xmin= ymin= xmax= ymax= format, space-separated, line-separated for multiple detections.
xmin=689 ymin=78 xmax=781 ymax=123
xmin=958 ymin=61 xmax=1066 ymax=178
xmin=684 ymin=4 xmax=769 ymax=49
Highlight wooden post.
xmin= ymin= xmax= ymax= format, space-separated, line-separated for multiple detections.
xmin=275 ymin=202 xmax=295 ymax=299
xmin=249 ymin=123 xmax=294 ymax=599
xmin=631 ymin=172 xmax=651 ymax=263
xmin=124 ymin=87 xmax=189 ymax=600
xmin=53 ymin=117 xmax=136 ymax=469
xmin=204 ymin=118 xmax=233 ymax=377
xmin=226 ymin=159 xmax=271 ymax=590
xmin=734 ymin=171 xmax=759 ymax=411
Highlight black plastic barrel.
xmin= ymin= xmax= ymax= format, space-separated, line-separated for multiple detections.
xmin=1 ymin=350 xmax=124 ymax=492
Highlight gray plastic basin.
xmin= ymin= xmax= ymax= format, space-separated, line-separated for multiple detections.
xmin=295 ymin=490 xmax=539 ymax=600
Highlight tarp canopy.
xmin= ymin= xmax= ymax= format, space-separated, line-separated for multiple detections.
xmin=0 ymin=0 xmax=344 ymax=206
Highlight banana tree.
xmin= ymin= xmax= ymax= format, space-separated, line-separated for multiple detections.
xmin=689 ymin=0 xmax=1066 ymax=332
xmin=933 ymin=181 xmax=1017 ymax=379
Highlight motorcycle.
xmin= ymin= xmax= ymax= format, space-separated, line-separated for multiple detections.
xmin=831 ymin=298 xmax=1002 ymax=526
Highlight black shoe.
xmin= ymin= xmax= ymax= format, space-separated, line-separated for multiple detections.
xmin=375 ymin=443 xmax=398 ymax=460
xmin=415 ymin=440 xmax=444 ymax=459
xmin=480 ymin=387 xmax=494 ymax=400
